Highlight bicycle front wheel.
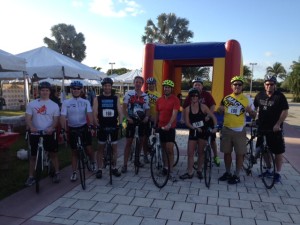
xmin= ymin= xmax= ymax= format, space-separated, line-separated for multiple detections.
xmin=173 ymin=141 xmax=179 ymax=167
xmin=35 ymin=149 xmax=43 ymax=193
xmin=243 ymin=138 xmax=254 ymax=175
xmin=107 ymin=143 xmax=113 ymax=185
xmin=134 ymin=138 xmax=140 ymax=175
xmin=78 ymin=150 xmax=86 ymax=190
xmin=260 ymin=148 xmax=275 ymax=189
xmin=204 ymin=146 xmax=212 ymax=188
xmin=151 ymin=148 xmax=170 ymax=188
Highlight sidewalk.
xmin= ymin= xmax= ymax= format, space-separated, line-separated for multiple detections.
xmin=1 ymin=104 xmax=300 ymax=225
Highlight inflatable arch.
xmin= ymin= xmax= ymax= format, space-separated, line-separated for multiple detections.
xmin=142 ymin=40 xmax=243 ymax=105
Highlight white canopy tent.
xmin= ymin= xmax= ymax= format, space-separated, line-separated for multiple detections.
xmin=16 ymin=46 xmax=106 ymax=80
xmin=0 ymin=49 xmax=29 ymax=107
xmin=0 ymin=49 xmax=26 ymax=72
xmin=113 ymin=69 xmax=142 ymax=84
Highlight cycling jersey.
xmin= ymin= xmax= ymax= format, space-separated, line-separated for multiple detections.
xmin=97 ymin=95 xmax=119 ymax=127
xmin=123 ymin=90 xmax=149 ymax=119
xmin=61 ymin=97 xmax=92 ymax=128
xmin=156 ymin=94 xmax=180 ymax=128
xmin=221 ymin=93 xmax=251 ymax=131
xmin=146 ymin=90 xmax=161 ymax=120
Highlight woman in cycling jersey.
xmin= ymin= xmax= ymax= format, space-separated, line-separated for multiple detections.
xmin=179 ymin=88 xmax=217 ymax=180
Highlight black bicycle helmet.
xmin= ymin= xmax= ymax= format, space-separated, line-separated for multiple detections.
xmin=101 ymin=77 xmax=113 ymax=85
xmin=38 ymin=81 xmax=51 ymax=90
xmin=146 ymin=77 xmax=156 ymax=84
xmin=188 ymin=88 xmax=200 ymax=96
xmin=264 ymin=75 xmax=277 ymax=84
xmin=134 ymin=109 xmax=146 ymax=121
xmin=192 ymin=76 xmax=203 ymax=84
xmin=70 ymin=80 xmax=83 ymax=88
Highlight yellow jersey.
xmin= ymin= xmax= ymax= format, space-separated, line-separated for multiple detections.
xmin=147 ymin=90 xmax=161 ymax=120
xmin=222 ymin=93 xmax=250 ymax=129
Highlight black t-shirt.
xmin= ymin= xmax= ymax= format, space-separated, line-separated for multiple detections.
xmin=254 ymin=91 xmax=289 ymax=129
xmin=97 ymin=95 xmax=118 ymax=127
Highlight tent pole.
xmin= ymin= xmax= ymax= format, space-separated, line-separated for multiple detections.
xmin=23 ymin=72 xmax=30 ymax=108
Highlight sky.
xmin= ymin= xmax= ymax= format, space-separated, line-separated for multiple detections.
xmin=1 ymin=0 xmax=300 ymax=79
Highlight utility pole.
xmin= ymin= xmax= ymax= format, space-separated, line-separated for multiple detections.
xmin=109 ymin=62 xmax=115 ymax=75
xmin=249 ymin=63 xmax=257 ymax=96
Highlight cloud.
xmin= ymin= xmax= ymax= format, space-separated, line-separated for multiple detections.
xmin=264 ymin=51 xmax=273 ymax=57
xmin=89 ymin=0 xmax=144 ymax=17
xmin=71 ymin=0 xmax=83 ymax=8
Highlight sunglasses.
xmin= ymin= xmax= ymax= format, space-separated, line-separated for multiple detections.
xmin=72 ymin=88 xmax=82 ymax=90
xmin=265 ymin=83 xmax=275 ymax=86
xmin=232 ymin=83 xmax=242 ymax=86
xmin=191 ymin=94 xmax=199 ymax=97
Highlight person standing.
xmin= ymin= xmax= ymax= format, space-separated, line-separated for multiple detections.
xmin=25 ymin=81 xmax=60 ymax=186
xmin=180 ymin=88 xmax=218 ymax=180
xmin=143 ymin=77 xmax=161 ymax=163
xmin=218 ymin=76 xmax=256 ymax=184
xmin=121 ymin=76 xmax=150 ymax=173
xmin=254 ymin=75 xmax=289 ymax=183
xmin=93 ymin=77 xmax=123 ymax=178
xmin=60 ymin=81 xmax=96 ymax=182
xmin=156 ymin=80 xmax=180 ymax=182
xmin=181 ymin=77 xmax=221 ymax=166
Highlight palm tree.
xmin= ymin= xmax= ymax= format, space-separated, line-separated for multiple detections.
xmin=288 ymin=59 xmax=300 ymax=102
xmin=44 ymin=23 xmax=86 ymax=62
xmin=266 ymin=62 xmax=287 ymax=80
xmin=182 ymin=67 xmax=210 ymax=84
xmin=141 ymin=13 xmax=193 ymax=44
xmin=243 ymin=65 xmax=252 ymax=81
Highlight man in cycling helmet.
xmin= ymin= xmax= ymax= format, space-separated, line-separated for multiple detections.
xmin=92 ymin=77 xmax=123 ymax=178
xmin=182 ymin=76 xmax=221 ymax=167
xmin=156 ymin=79 xmax=180 ymax=182
xmin=217 ymin=76 xmax=256 ymax=185
xmin=253 ymin=75 xmax=289 ymax=183
xmin=143 ymin=77 xmax=161 ymax=163
xmin=60 ymin=80 xmax=96 ymax=182
xmin=121 ymin=76 xmax=150 ymax=173
xmin=25 ymin=81 xmax=61 ymax=186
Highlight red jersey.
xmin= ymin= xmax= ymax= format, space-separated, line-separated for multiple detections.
xmin=156 ymin=94 xmax=180 ymax=128
xmin=183 ymin=90 xmax=216 ymax=109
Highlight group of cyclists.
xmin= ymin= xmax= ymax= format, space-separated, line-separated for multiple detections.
xmin=24 ymin=72 xmax=288 ymax=187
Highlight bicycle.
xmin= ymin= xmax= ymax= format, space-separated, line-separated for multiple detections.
xmin=66 ymin=128 xmax=92 ymax=190
xmin=146 ymin=122 xmax=179 ymax=168
xmin=149 ymin=129 xmax=170 ymax=188
xmin=243 ymin=123 xmax=257 ymax=176
xmin=129 ymin=118 xmax=143 ymax=175
xmin=31 ymin=130 xmax=55 ymax=193
xmin=257 ymin=130 xmax=276 ymax=189
xmin=99 ymin=126 xmax=118 ymax=185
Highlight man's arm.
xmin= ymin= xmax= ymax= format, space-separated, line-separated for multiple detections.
xmin=25 ymin=113 xmax=36 ymax=132
xmin=92 ymin=97 xmax=99 ymax=127
xmin=274 ymin=109 xmax=288 ymax=131
xmin=117 ymin=96 xmax=124 ymax=125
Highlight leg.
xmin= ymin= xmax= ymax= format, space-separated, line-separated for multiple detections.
xmin=187 ymin=140 xmax=196 ymax=175
xmin=97 ymin=143 xmax=105 ymax=169
xmin=275 ymin=153 xmax=283 ymax=173
xmin=71 ymin=149 xmax=78 ymax=172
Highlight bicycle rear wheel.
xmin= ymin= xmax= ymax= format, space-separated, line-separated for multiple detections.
xmin=260 ymin=148 xmax=275 ymax=189
xmin=35 ymin=149 xmax=42 ymax=193
xmin=150 ymin=148 xmax=170 ymax=188
xmin=134 ymin=138 xmax=140 ymax=175
xmin=78 ymin=150 xmax=86 ymax=190
xmin=204 ymin=146 xmax=212 ymax=188
xmin=107 ymin=143 xmax=113 ymax=185
xmin=243 ymin=138 xmax=254 ymax=175
xmin=173 ymin=141 xmax=179 ymax=167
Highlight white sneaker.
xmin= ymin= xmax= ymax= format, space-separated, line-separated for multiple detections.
xmin=70 ymin=171 xmax=77 ymax=181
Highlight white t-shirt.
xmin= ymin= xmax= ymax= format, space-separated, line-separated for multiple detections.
xmin=26 ymin=98 xmax=60 ymax=131
xmin=60 ymin=97 xmax=92 ymax=128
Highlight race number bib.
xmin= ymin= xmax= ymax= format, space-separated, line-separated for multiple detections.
xmin=102 ymin=109 xmax=114 ymax=117
xmin=227 ymin=106 xmax=241 ymax=115
xmin=192 ymin=120 xmax=204 ymax=128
